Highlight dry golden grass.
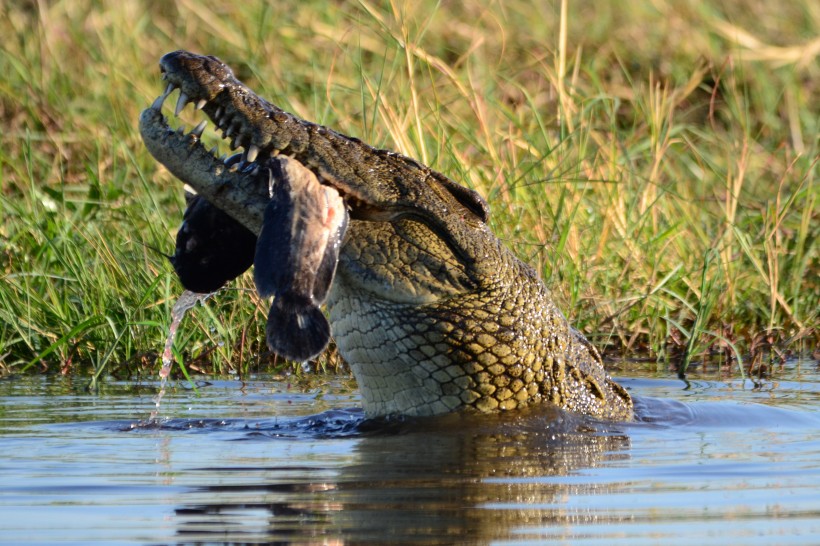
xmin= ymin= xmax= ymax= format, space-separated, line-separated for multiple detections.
xmin=0 ymin=0 xmax=817 ymax=379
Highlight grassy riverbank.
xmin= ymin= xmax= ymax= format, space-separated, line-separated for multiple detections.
xmin=1 ymin=1 xmax=817 ymax=380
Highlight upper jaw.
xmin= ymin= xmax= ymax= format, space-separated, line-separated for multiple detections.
xmin=152 ymin=50 xmax=275 ymax=170
xmin=158 ymin=50 xmax=233 ymax=103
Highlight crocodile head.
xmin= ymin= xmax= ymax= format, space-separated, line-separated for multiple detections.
xmin=139 ymin=51 xmax=633 ymax=421
xmin=139 ymin=50 xmax=490 ymax=264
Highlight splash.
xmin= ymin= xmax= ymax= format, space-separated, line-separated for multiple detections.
xmin=150 ymin=290 xmax=211 ymax=420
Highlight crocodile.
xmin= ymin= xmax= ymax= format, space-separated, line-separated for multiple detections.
xmin=139 ymin=50 xmax=633 ymax=421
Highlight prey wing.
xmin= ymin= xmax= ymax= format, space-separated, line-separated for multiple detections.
xmin=171 ymin=193 xmax=256 ymax=293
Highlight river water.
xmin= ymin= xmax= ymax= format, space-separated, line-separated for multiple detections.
xmin=1 ymin=359 xmax=818 ymax=545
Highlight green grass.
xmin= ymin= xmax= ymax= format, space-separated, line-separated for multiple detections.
xmin=0 ymin=0 xmax=817 ymax=380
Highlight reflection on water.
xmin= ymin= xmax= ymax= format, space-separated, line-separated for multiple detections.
xmin=1 ymin=360 xmax=819 ymax=545
xmin=164 ymin=409 xmax=631 ymax=544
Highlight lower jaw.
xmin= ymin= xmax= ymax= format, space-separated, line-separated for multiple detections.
xmin=139 ymin=106 xmax=271 ymax=234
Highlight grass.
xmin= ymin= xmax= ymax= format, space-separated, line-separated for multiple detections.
xmin=0 ymin=0 xmax=817 ymax=381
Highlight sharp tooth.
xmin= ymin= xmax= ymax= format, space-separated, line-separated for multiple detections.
xmin=246 ymin=144 xmax=259 ymax=163
xmin=223 ymin=152 xmax=243 ymax=167
xmin=175 ymin=125 xmax=185 ymax=135
xmin=223 ymin=153 xmax=243 ymax=167
xmin=224 ymin=126 xmax=234 ymax=138
xmin=214 ymin=106 xmax=223 ymax=119
xmin=228 ymin=163 xmax=239 ymax=172
xmin=191 ymin=120 xmax=207 ymax=137
xmin=195 ymin=98 xmax=207 ymax=110
xmin=267 ymin=168 xmax=275 ymax=198
xmin=150 ymin=83 xmax=175 ymax=110
xmin=174 ymin=92 xmax=189 ymax=116
xmin=209 ymin=145 xmax=218 ymax=155
xmin=151 ymin=95 xmax=165 ymax=110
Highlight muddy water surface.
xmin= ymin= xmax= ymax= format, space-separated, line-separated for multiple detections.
xmin=1 ymin=360 xmax=819 ymax=545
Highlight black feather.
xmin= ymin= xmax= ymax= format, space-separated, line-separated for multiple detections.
xmin=171 ymin=194 xmax=257 ymax=293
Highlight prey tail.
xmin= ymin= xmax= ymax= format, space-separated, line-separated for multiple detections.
xmin=265 ymin=295 xmax=331 ymax=362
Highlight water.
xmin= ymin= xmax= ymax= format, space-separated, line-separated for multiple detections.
xmin=152 ymin=290 xmax=211 ymax=419
xmin=1 ymin=360 xmax=819 ymax=545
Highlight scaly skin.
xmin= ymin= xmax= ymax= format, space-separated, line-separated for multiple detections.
xmin=139 ymin=50 xmax=633 ymax=420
